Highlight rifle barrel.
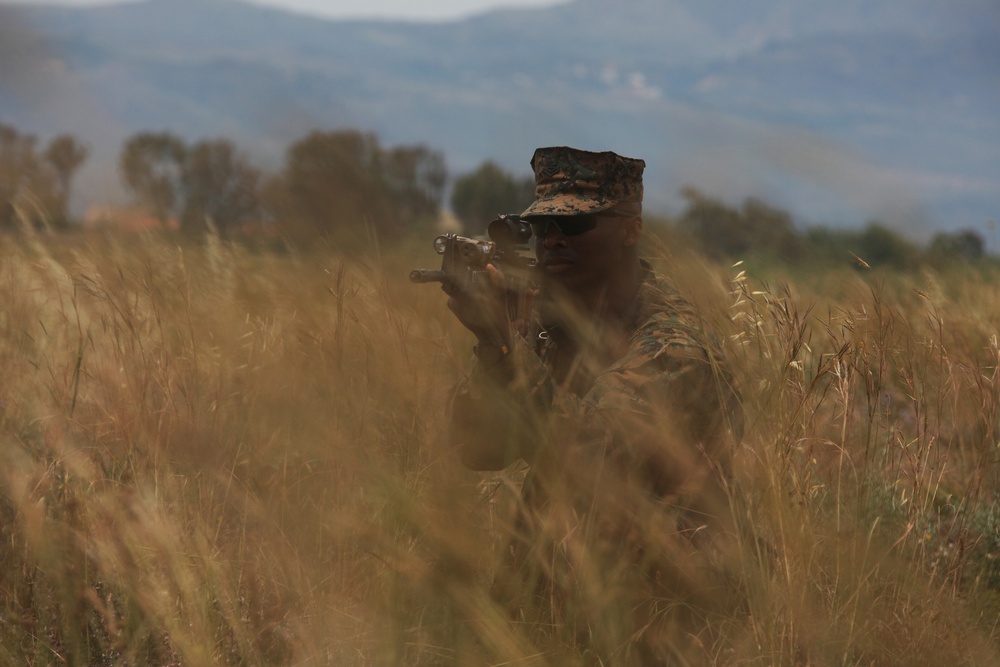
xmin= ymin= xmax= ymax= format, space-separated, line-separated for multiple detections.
xmin=409 ymin=269 xmax=447 ymax=284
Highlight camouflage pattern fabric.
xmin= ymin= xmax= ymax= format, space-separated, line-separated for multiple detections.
xmin=520 ymin=146 xmax=645 ymax=217
xmin=448 ymin=265 xmax=743 ymax=662
xmin=451 ymin=262 xmax=739 ymax=484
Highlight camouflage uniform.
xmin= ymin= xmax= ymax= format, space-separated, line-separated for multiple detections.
xmin=449 ymin=147 xmax=743 ymax=662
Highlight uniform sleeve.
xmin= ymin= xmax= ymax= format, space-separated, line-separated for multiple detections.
xmin=565 ymin=343 xmax=738 ymax=501
xmin=448 ymin=333 xmax=554 ymax=471
xmin=450 ymin=322 xmax=741 ymax=508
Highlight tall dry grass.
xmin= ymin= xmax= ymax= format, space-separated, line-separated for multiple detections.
xmin=1 ymin=226 xmax=999 ymax=665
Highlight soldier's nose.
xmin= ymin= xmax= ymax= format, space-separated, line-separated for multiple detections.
xmin=538 ymin=222 xmax=567 ymax=247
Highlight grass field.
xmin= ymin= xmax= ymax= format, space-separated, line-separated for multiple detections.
xmin=2 ymin=227 xmax=1000 ymax=665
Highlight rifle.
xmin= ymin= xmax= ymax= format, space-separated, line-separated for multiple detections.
xmin=410 ymin=214 xmax=538 ymax=300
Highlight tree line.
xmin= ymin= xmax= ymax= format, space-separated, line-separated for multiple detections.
xmin=0 ymin=121 xmax=989 ymax=267
xmin=672 ymin=187 xmax=990 ymax=269
xmin=0 ymin=124 xmax=88 ymax=230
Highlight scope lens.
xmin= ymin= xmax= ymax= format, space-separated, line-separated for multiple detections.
xmin=461 ymin=242 xmax=487 ymax=260
xmin=433 ymin=236 xmax=449 ymax=254
xmin=488 ymin=215 xmax=532 ymax=245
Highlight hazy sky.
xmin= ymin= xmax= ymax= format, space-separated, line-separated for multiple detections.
xmin=3 ymin=0 xmax=569 ymax=21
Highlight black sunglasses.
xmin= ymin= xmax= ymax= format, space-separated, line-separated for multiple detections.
xmin=528 ymin=215 xmax=599 ymax=238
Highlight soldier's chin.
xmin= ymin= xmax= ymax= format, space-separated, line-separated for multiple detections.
xmin=541 ymin=272 xmax=586 ymax=299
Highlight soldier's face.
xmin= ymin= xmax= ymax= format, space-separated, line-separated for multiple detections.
xmin=531 ymin=212 xmax=641 ymax=294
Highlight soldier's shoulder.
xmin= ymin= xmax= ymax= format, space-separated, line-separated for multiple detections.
xmin=631 ymin=275 xmax=710 ymax=356
xmin=628 ymin=310 xmax=711 ymax=369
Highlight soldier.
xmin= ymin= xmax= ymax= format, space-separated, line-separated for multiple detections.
xmin=446 ymin=146 xmax=743 ymax=663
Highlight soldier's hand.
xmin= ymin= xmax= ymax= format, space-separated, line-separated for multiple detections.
xmin=445 ymin=264 xmax=513 ymax=344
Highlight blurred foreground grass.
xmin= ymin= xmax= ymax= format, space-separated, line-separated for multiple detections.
xmin=2 ymin=228 xmax=1000 ymax=665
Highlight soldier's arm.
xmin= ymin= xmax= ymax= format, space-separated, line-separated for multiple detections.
xmin=448 ymin=333 xmax=552 ymax=470
xmin=451 ymin=323 xmax=740 ymax=512
xmin=531 ymin=339 xmax=741 ymax=545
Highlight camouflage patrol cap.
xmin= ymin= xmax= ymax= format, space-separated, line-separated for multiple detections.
xmin=520 ymin=146 xmax=645 ymax=217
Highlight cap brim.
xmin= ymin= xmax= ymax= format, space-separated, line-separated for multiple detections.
xmin=520 ymin=194 xmax=618 ymax=218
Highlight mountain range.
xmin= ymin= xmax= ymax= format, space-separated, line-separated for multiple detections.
xmin=1 ymin=0 xmax=998 ymax=239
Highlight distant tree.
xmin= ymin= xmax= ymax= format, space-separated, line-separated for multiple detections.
xmin=181 ymin=138 xmax=261 ymax=236
xmin=927 ymin=228 xmax=985 ymax=263
xmin=676 ymin=187 xmax=752 ymax=259
xmin=276 ymin=130 xmax=391 ymax=241
xmin=0 ymin=124 xmax=38 ymax=229
xmin=119 ymin=132 xmax=262 ymax=236
xmin=677 ymin=188 xmax=807 ymax=261
xmin=384 ymin=144 xmax=447 ymax=222
xmin=802 ymin=222 xmax=918 ymax=269
xmin=740 ymin=196 xmax=804 ymax=261
xmin=43 ymin=134 xmax=89 ymax=225
xmin=119 ymin=131 xmax=186 ymax=224
xmin=271 ymin=129 xmax=447 ymax=245
xmin=450 ymin=160 xmax=535 ymax=236
xmin=802 ymin=226 xmax=853 ymax=263
xmin=0 ymin=124 xmax=87 ymax=230
xmin=854 ymin=222 xmax=918 ymax=268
